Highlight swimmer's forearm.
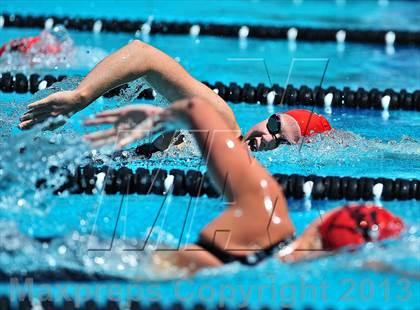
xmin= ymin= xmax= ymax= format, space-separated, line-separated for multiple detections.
xmin=168 ymin=98 xmax=283 ymax=200
xmin=76 ymin=40 xmax=239 ymax=131
xmin=75 ymin=40 xmax=153 ymax=105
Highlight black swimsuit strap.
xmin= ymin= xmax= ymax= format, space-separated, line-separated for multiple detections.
xmin=196 ymin=235 xmax=295 ymax=266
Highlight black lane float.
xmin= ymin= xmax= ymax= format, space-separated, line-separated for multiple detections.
xmin=2 ymin=72 xmax=419 ymax=111
xmin=1 ymin=13 xmax=420 ymax=45
xmin=38 ymin=165 xmax=420 ymax=201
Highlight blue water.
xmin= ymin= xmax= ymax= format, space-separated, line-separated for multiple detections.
xmin=0 ymin=1 xmax=419 ymax=309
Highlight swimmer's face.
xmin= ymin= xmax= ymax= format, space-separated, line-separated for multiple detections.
xmin=243 ymin=113 xmax=301 ymax=151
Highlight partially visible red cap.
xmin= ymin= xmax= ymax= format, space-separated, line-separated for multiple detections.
xmin=284 ymin=109 xmax=332 ymax=137
xmin=319 ymin=204 xmax=404 ymax=251
xmin=0 ymin=44 xmax=6 ymax=57
xmin=9 ymin=36 xmax=41 ymax=53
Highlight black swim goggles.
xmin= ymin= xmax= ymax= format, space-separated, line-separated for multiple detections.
xmin=266 ymin=113 xmax=282 ymax=136
xmin=266 ymin=113 xmax=290 ymax=146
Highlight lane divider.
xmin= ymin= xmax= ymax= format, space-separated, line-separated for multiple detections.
xmin=1 ymin=13 xmax=420 ymax=45
xmin=38 ymin=165 xmax=420 ymax=201
xmin=1 ymin=72 xmax=419 ymax=111
xmin=0 ymin=295 xmax=320 ymax=309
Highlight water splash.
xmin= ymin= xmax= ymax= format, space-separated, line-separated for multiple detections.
xmin=0 ymin=221 xmax=187 ymax=281
xmin=255 ymin=129 xmax=420 ymax=178
xmin=0 ymin=26 xmax=107 ymax=72
xmin=0 ymin=129 xmax=91 ymax=213
xmin=116 ymin=77 xmax=170 ymax=107
xmin=0 ymin=212 xmax=418 ymax=282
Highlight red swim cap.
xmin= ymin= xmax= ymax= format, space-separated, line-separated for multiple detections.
xmin=284 ymin=109 xmax=332 ymax=137
xmin=9 ymin=36 xmax=41 ymax=54
xmin=0 ymin=45 xmax=6 ymax=57
xmin=319 ymin=204 xmax=404 ymax=251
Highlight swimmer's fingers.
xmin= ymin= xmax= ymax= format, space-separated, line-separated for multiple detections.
xmin=84 ymin=128 xmax=116 ymax=143
xmin=84 ymin=116 xmax=119 ymax=126
xmin=27 ymin=98 xmax=52 ymax=110
xmin=20 ymin=107 xmax=53 ymax=122
xmin=95 ymin=109 xmax=125 ymax=117
xmin=116 ymin=118 xmax=163 ymax=149
xmin=18 ymin=120 xmax=34 ymax=130
xmin=18 ymin=111 xmax=56 ymax=129
xmin=116 ymin=134 xmax=140 ymax=150
xmin=91 ymin=136 xmax=118 ymax=149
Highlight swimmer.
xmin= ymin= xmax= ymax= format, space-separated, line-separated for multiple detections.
xmin=243 ymin=109 xmax=332 ymax=151
xmin=0 ymin=25 xmax=75 ymax=71
xmin=83 ymin=97 xmax=404 ymax=274
xmin=0 ymin=25 xmax=73 ymax=67
xmin=18 ymin=40 xmax=331 ymax=153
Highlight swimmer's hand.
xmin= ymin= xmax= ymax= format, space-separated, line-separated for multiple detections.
xmin=19 ymin=90 xmax=86 ymax=130
xmin=84 ymin=105 xmax=165 ymax=149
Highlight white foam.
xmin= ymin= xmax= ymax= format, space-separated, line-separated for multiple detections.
xmin=44 ymin=18 xmax=54 ymax=30
xmin=373 ymin=183 xmax=384 ymax=200
xmin=267 ymin=90 xmax=276 ymax=105
xmin=93 ymin=20 xmax=102 ymax=33
xmin=38 ymin=80 xmax=48 ymax=90
xmin=336 ymin=30 xmax=346 ymax=43
xmin=95 ymin=172 xmax=106 ymax=191
xmin=381 ymin=95 xmax=391 ymax=110
xmin=385 ymin=31 xmax=396 ymax=45
xmin=287 ymin=27 xmax=298 ymax=41
xmin=189 ymin=24 xmax=200 ymax=36
xmin=0 ymin=16 xmax=4 ymax=29
xmin=238 ymin=26 xmax=249 ymax=38
xmin=303 ymin=181 xmax=314 ymax=198
xmin=324 ymin=92 xmax=333 ymax=108
xmin=141 ymin=23 xmax=151 ymax=35
xmin=164 ymin=175 xmax=174 ymax=193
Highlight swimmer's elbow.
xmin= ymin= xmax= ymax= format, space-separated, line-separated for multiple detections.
xmin=128 ymin=40 xmax=153 ymax=58
xmin=127 ymin=39 xmax=155 ymax=73
xmin=129 ymin=39 xmax=149 ymax=50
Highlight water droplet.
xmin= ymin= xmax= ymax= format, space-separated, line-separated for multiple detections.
xmin=272 ymin=216 xmax=281 ymax=224
xmin=94 ymin=257 xmax=105 ymax=265
xmin=247 ymin=254 xmax=257 ymax=264
xmin=234 ymin=208 xmax=243 ymax=217
xmin=260 ymin=179 xmax=268 ymax=188
xmin=264 ymin=196 xmax=273 ymax=211
xmin=47 ymin=256 xmax=56 ymax=267
xmin=58 ymin=245 xmax=67 ymax=255
xmin=226 ymin=139 xmax=235 ymax=149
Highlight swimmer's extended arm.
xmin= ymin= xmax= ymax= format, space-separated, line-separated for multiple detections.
xmin=19 ymin=40 xmax=238 ymax=131
xmin=85 ymin=97 xmax=294 ymax=271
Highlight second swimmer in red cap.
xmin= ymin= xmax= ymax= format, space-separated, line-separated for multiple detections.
xmin=244 ymin=109 xmax=332 ymax=151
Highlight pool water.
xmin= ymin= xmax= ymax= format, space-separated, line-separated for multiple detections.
xmin=0 ymin=1 xmax=419 ymax=309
